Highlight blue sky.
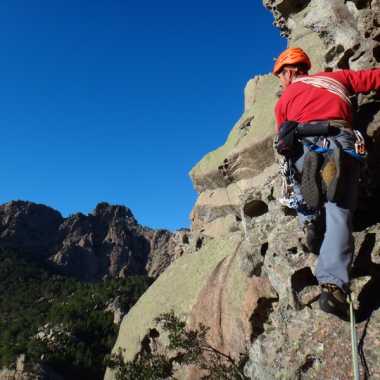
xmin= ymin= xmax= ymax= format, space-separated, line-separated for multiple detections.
xmin=0 ymin=1 xmax=285 ymax=230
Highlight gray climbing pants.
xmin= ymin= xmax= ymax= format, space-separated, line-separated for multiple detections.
xmin=293 ymin=130 xmax=361 ymax=289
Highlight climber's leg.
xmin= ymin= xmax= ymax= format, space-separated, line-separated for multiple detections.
xmin=316 ymin=201 xmax=354 ymax=289
xmin=316 ymin=133 xmax=361 ymax=288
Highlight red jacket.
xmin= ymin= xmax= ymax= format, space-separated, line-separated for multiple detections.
xmin=275 ymin=69 xmax=380 ymax=132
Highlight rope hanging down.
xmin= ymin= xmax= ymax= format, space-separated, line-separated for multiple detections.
xmin=348 ymin=294 xmax=360 ymax=380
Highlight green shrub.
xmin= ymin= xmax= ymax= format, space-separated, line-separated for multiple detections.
xmin=107 ymin=311 xmax=249 ymax=380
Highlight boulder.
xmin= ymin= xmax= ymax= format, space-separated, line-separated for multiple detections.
xmin=189 ymin=75 xmax=280 ymax=237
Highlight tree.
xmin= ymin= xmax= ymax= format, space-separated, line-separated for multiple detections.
xmin=107 ymin=311 xmax=249 ymax=380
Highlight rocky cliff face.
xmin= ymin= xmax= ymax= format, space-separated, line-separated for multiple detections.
xmin=106 ymin=1 xmax=380 ymax=379
xmin=0 ymin=201 xmax=189 ymax=281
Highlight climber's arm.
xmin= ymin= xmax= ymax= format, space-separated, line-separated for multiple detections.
xmin=333 ymin=68 xmax=380 ymax=94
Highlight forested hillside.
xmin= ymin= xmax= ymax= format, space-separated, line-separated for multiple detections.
xmin=0 ymin=248 xmax=151 ymax=379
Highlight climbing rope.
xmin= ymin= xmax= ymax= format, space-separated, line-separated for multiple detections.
xmin=348 ymin=293 xmax=360 ymax=380
xmin=292 ymin=76 xmax=353 ymax=106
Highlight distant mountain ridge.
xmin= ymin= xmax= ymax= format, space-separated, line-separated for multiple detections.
xmin=0 ymin=200 xmax=190 ymax=281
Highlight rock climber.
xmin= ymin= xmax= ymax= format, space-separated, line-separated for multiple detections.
xmin=272 ymin=47 xmax=380 ymax=320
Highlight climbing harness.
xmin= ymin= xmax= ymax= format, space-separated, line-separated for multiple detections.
xmin=294 ymin=125 xmax=366 ymax=209
xmin=302 ymin=130 xmax=367 ymax=160
xmin=348 ymin=293 xmax=360 ymax=380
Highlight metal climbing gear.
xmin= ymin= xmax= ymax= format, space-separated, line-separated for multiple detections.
xmin=353 ymin=130 xmax=367 ymax=157
xmin=322 ymin=137 xmax=330 ymax=149
xmin=278 ymin=157 xmax=317 ymax=219
xmin=278 ymin=157 xmax=299 ymax=209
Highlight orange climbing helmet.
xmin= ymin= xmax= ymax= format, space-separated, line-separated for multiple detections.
xmin=273 ymin=47 xmax=311 ymax=76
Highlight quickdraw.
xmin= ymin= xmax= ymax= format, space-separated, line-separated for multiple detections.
xmin=353 ymin=130 xmax=367 ymax=156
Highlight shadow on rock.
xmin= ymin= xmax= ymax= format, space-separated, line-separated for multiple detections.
xmin=351 ymin=233 xmax=380 ymax=322
xmin=354 ymin=98 xmax=380 ymax=230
